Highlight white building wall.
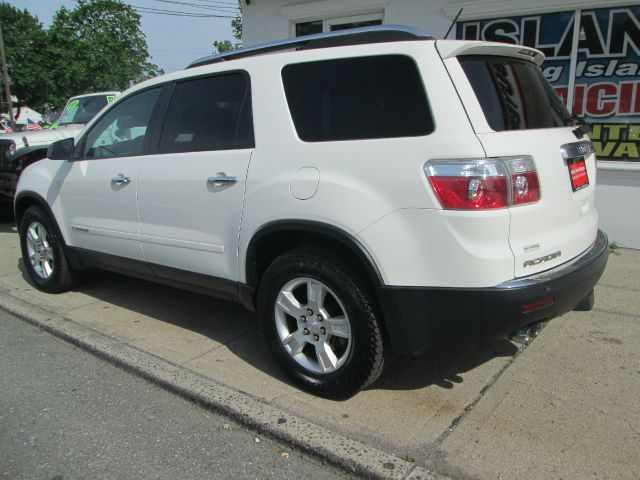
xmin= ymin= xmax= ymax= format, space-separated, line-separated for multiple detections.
xmin=242 ymin=0 xmax=638 ymax=46
xmin=243 ymin=0 xmax=452 ymax=46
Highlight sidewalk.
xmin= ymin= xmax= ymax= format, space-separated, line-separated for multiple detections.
xmin=1 ymin=221 xmax=638 ymax=479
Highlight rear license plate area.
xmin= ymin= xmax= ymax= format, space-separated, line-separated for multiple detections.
xmin=568 ymin=158 xmax=589 ymax=192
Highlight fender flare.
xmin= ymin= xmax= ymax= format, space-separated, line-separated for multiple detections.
xmin=244 ymin=220 xmax=384 ymax=287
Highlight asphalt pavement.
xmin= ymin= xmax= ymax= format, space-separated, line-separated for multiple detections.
xmin=0 ymin=308 xmax=353 ymax=480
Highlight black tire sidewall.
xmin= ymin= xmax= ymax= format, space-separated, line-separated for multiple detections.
xmin=19 ymin=207 xmax=70 ymax=293
xmin=257 ymin=249 xmax=383 ymax=399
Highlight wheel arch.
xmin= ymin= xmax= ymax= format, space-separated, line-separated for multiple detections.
xmin=244 ymin=220 xmax=384 ymax=297
xmin=14 ymin=191 xmax=53 ymax=227
xmin=14 ymin=145 xmax=49 ymax=162
xmin=14 ymin=191 xmax=75 ymax=267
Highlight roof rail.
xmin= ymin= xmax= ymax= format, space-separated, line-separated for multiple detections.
xmin=187 ymin=25 xmax=433 ymax=69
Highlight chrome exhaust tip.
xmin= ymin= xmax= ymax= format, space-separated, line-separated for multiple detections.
xmin=510 ymin=323 xmax=543 ymax=345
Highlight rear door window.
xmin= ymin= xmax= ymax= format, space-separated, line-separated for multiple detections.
xmin=159 ymin=73 xmax=253 ymax=154
xmin=459 ymin=55 xmax=572 ymax=131
xmin=282 ymin=55 xmax=433 ymax=142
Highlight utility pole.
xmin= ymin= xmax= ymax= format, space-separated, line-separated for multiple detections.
xmin=0 ymin=24 xmax=16 ymax=129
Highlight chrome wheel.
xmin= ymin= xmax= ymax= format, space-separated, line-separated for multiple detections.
xmin=25 ymin=221 xmax=54 ymax=279
xmin=274 ymin=277 xmax=352 ymax=374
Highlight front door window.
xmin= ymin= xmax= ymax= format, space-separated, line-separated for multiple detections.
xmin=82 ymin=88 xmax=161 ymax=159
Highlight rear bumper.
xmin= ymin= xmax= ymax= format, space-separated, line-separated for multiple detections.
xmin=377 ymin=230 xmax=609 ymax=354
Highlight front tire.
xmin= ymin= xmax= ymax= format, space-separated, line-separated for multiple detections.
xmin=19 ymin=206 xmax=78 ymax=293
xmin=257 ymin=247 xmax=386 ymax=399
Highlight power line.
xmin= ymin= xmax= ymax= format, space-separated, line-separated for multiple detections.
xmin=149 ymin=48 xmax=212 ymax=55
xmin=132 ymin=6 xmax=236 ymax=18
xmin=149 ymin=0 xmax=239 ymax=13
xmin=192 ymin=0 xmax=239 ymax=6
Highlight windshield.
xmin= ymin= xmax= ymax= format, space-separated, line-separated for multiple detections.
xmin=58 ymin=95 xmax=111 ymax=126
xmin=459 ymin=56 xmax=574 ymax=131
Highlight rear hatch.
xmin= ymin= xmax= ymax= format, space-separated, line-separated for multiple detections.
xmin=437 ymin=41 xmax=598 ymax=277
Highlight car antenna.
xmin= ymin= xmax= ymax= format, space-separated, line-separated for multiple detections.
xmin=444 ymin=8 xmax=463 ymax=39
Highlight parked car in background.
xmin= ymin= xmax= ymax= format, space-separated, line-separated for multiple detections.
xmin=14 ymin=26 xmax=608 ymax=398
xmin=0 ymin=92 xmax=118 ymax=218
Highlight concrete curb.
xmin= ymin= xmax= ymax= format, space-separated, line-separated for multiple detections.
xmin=0 ymin=288 xmax=447 ymax=480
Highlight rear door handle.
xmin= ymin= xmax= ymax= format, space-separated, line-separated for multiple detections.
xmin=111 ymin=173 xmax=131 ymax=186
xmin=207 ymin=174 xmax=237 ymax=186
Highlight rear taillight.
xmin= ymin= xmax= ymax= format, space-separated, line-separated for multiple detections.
xmin=506 ymin=156 xmax=540 ymax=205
xmin=425 ymin=156 xmax=540 ymax=210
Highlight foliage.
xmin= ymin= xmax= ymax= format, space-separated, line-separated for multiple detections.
xmin=213 ymin=40 xmax=234 ymax=53
xmin=0 ymin=4 xmax=50 ymax=111
xmin=0 ymin=0 xmax=162 ymax=112
xmin=232 ymin=13 xmax=242 ymax=42
xmin=213 ymin=0 xmax=242 ymax=53
xmin=609 ymin=240 xmax=622 ymax=255
xmin=47 ymin=0 xmax=162 ymax=108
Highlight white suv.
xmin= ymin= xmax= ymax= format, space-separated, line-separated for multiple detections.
xmin=15 ymin=26 xmax=608 ymax=398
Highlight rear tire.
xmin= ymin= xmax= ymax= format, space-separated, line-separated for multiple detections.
xmin=257 ymin=247 xmax=386 ymax=399
xmin=19 ymin=206 xmax=78 ymax=293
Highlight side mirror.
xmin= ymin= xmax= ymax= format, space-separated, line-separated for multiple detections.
xmin=48 ymin=137 xmax=75 ymax=160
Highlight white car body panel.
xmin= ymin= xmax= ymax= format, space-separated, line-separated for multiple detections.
xmin=477 ymin=129 xmax=598 ymax=278
xmin=4 ymin=125 xmax=85 ymax=148
xmin=441 ymin=50 xmax=599 ymax=277
xmin=56 ymin=157 xmax=144 ymax=261
xmin=237 ymin=41 xmax=499 ymax=286
xmin=138 ymin=150 xmax=252 ymax=280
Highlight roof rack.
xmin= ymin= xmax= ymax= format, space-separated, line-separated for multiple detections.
xmin=187 ymin=25 xmax=433 ymax=69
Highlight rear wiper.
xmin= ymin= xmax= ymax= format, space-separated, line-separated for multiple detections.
xmin=568 ymin=115 xmax=591 ymax=139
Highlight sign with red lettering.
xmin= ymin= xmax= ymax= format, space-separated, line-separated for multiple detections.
xmin=457 ymin=6 xmax=640 ymax=161
xmin=568 ymin=158 xmax=589 ymax=191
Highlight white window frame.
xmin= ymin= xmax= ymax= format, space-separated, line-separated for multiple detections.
xmin=325 ymin=12 xmax=384 ymax=31
xmin=291 ymin=12 xmax=384 ymax=37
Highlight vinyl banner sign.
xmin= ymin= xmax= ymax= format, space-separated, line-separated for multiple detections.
xmin=457 ymin=6 xmax=640 ymax=161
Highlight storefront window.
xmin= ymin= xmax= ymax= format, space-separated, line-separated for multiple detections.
xmin=457 ymin=5 xmax=640 ymax=162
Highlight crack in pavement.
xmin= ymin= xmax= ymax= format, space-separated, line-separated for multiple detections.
xmin=431 ymin=338 xmax=534 ymax=448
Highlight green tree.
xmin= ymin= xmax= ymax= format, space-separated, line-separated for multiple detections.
xmin=213 ymin=1 xmax=242 ymax=53
xmin=213 ymin=40 xmax=234 ymax=53
xmin=0 ymin=4 xmax=51 ymax=111
xmin=231 ymin=13 xmax=242 ymax=42
xmin=47 ymin=0 xmax=162 ymax=108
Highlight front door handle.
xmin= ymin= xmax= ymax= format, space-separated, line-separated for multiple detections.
xmin=111 ymin=173 xmax=131 ymax=186
xmin=207 ymin=174 xmax=238 ymax=186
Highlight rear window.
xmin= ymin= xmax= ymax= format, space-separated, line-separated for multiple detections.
xmin=459 ymin=56 xmax=572 ymax=131
xmin=282 ymin=55 xmax=433 ymax=142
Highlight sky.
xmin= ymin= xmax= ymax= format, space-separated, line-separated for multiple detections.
xmin=5 ymin=0 xmax=239 ymax=73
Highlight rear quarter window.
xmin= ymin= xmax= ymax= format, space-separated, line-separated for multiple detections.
xmin=282 ymin=55 xmax=434 ymax=142
xmin=459 ymin=56 xmax=571 ymax=131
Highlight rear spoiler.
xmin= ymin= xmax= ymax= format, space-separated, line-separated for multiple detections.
xmin=435 ymin=40 xmax=545 ymax=66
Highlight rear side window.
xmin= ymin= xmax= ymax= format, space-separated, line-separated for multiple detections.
xmin=159 ymin=73 xmax=253 ymax=154
xmin=459 ymin=56 xmax=571 ymax=131
xmin=282 ymin=55 xmax=433 ymax=142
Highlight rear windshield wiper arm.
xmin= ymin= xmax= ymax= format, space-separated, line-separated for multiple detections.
xmin=568 ymin=115 xmax=592 ymax=139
